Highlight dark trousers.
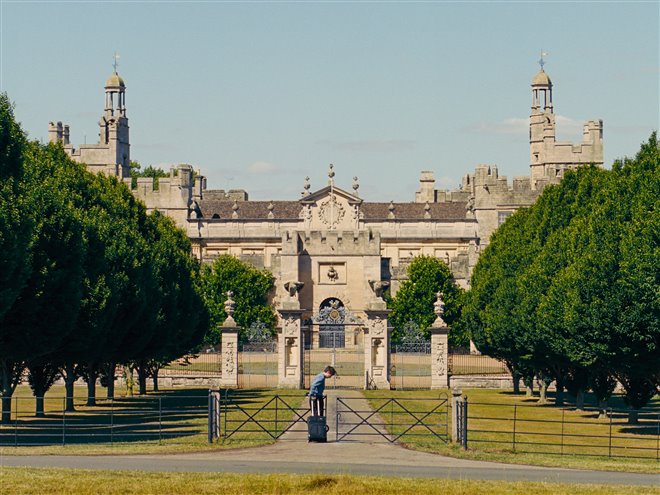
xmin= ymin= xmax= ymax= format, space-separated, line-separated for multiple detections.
xmin=310 ymin=395 xmax=325 ymax=416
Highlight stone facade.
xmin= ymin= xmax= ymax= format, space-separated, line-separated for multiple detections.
xmin=48 ymin=64 xmax=603 ymax=373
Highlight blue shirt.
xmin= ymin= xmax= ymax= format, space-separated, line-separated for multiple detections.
xmin=309 ymin=372 xmax=326 ymax=397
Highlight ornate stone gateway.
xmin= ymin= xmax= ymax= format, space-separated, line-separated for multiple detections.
xmin=303 ymin=299 xmax=365 ymax=389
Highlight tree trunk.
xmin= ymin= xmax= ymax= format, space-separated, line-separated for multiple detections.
xmin=31 ymin=380 xmax=46 ymax=418
xmin=35 ymin=396 xmax=45 ymax=418
xmin=105 ymin=362 xmax=116 ymax=400
xmin=538 ymin=381 xmax=548 ymax=404
xmin=152 ymin=368 xmax=159 ymax=393
xmin=1 ymin=396 xmax=11 ymax=424
xmin=555 ymin=376 xmax=565 ymax=407
xmin=598 ymin=399 xmax=609 ymax=419
xmin=1 ymin=360 xmax=23 ymax=424
xmin=524 ymin=376 xmax=534 ymax=397
xmin=124 ymin=366 xmax=135 ymax=396
xmin=27 ymin=362 xmax=60 ymax=418
xmin=137 ymin=361 xmax=148 ymax=395
xmin=85 ymin=368 xmax=98 ymax=407
xmin=575 ymin=389 xmax=585 ymax=410
xmin=628 ymin=409 xmax=639 ymax=425
xmin=63 ymin=363 xmax=76 ymax=412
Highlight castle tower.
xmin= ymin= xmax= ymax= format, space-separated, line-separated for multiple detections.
xmin=528 ymin=57 xmax=603 ymax=188
xmin=529 ymin=63 xmax=554 ymax=181
xmin=99 ymin=67 xmax=130 ymax=178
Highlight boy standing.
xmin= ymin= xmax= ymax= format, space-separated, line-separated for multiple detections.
xmin=309 ymin=365 xmax=336 ymax=416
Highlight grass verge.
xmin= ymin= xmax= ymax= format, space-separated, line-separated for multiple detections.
xmin=1 ymin=386 xmax=306 ymax=455
xmin=364 ymin=389 xmax=660 ymax=474
xmin=1 ymin=468 xmax=658 ymax=495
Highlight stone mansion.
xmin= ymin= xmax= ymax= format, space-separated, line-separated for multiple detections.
xmin=47 ymin=64 xmax=603 ymax=386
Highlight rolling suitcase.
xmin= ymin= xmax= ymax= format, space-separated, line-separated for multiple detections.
xmin=308 ymin=395 xmax=329 ymax=442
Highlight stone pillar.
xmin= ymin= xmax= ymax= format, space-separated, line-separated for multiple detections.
xmin=278 ymin=310 xmax=304 ymax=389
xmin=364 ymin=307 xmax=391 ymax=390
xmin=278 ymin=281 xmax=305 ymax=389
xmin=219 ymin=292 xmax=239 ymax=389
xmin=431 ymin=292 xmax=450 ymax=389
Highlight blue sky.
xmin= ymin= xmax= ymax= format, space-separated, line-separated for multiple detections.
xmin=2 ymin=1 xmax=658 ymax=200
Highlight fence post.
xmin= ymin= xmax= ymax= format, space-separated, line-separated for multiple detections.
xmin=275 ymin=396 xmax=279 ymax=438
xmin=608 ymin=408 xmax=613 ymax=458
xmin=62 ymin=398 xmax=66 ymax=447
xmin=158 ymin=397 xmax=163 ymax=444
xmin=560 ymin=407 xmax=565 ymax=455
xmin=656 ymin=413 xmax=659 ymax=461
xmin=14 ymin=397 xmax=18 ymax=447
xmin=462 ymin=397 xmax=468 ymax=450
xmin=451 ymin=387 xmax=462 ymax=443
xmin=207 ymin=389 xmax=214 ymax=444
xmin=110 ymin=398 xmax=114 ymax=445
xmin=512 ymin=403 xmax=517 ymax=452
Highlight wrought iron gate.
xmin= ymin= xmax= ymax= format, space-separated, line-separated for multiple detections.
xmin=390 ymin=322 xmax=431 ymax=389
xmin=303 ymin=300 xmax=365 ymax=389
xmin=238 ymin=321 xmax=278 ymax=388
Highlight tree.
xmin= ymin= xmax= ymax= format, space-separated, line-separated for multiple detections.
xmin=199 ymin=254 xmax=276 ymax=344
xmin=1 ymin=143 xmax=86 ymax=418
xmin=129 ymin=160 xmax=169 ymax=189
xmin=131 ymin=211 xmax=208 ymax=394
xmin=0 ymin=93 xmax=33 ymax=324
xmin=387 ymin=255 xmax=466 ymax=346
xmin=463 ymin=134 xmax=659 ymax=417
xmin=0 ymin=94 xmax=32 ymax=422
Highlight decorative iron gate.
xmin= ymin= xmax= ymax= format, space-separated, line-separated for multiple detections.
xmin=391 ymin=322 xmax=432 ymax=389
xmin=303 ymin=300 xmax=365 ymax=389
xmin=238 ymin=321 xmax=278 ymax=388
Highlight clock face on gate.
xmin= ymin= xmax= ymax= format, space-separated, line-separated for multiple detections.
xmin=318 ymin=196 xmax=345 ymax=229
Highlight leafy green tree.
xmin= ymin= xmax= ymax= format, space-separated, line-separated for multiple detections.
xmin=608 ymin=134 xmax=659 ymax=421
xmin=0 ymin=93 xmax=33 ymax=324
xmin=464 ymin=134 xmax=659 ymax=417
xmin=463 ymin=207 xmax=538 ymax=393
xmin=0 ymin=94 xmax=33 ymax=422
xmin=199 ymin=254 xmax=276 ymax=344
xmin=132 ymin=211 xmax=208 ymax=394
xmin=387 ymin=255 xmax=465 ymax=346
xmin=129 ymin=160 xmax=168 ymax=189
xmin=1 ymin=143 xmax=87 ymax=418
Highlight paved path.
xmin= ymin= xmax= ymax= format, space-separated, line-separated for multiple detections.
xmin=1 ymin=389 xmax=658 ymax=487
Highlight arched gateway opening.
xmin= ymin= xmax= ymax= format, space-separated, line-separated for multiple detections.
xmin=302 ymin=299 xmax=366 ymax=389
xmin=318 ymin=298 xmax=346 ymax=348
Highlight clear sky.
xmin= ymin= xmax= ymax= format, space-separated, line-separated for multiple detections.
xmin=2 ymin=1 xmax=658 ymax=201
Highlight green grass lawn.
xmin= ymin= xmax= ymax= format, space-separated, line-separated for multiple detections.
xmin=364 ymin=388 xmax=660 ymax=473
xmin=0 ymin=385 xmax=306 ymax=455
xmin=1 ymin=468 xmax=658 ymax=495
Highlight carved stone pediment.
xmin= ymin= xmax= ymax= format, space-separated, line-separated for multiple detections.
xmin=300 ymin=185 xmax=362 ymax=231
